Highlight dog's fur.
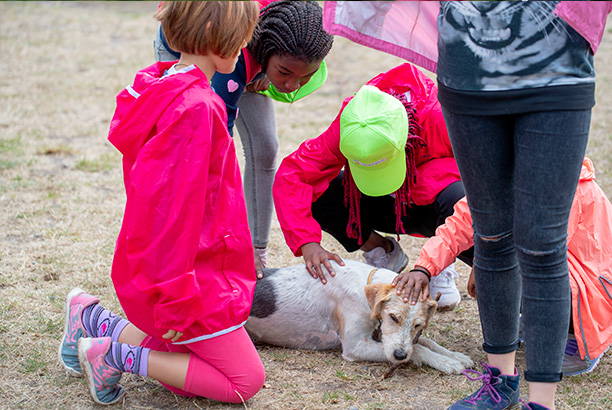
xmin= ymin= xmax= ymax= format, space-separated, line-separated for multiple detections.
xmin=246 ymin=260 xmax=473 ymax=374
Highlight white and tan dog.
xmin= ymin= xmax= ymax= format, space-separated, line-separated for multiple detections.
xmin=246 ymin=259 xmax=473 ymax=374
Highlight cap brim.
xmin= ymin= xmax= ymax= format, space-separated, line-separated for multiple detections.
xmin=347 ymin=152 xmax=406 ymax=197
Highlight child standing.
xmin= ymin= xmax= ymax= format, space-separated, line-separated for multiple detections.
xmin=58 ymin=2 xmax=265 ymax=405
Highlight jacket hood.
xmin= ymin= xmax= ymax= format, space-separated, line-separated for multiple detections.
xmin=108 ymin=61 xmax=204 ymax=160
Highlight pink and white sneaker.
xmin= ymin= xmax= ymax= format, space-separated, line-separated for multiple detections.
xmin=78 ymin=337 xmax=125 ymax=405
xmin=58 ymin=288 xmax=99 ymax=377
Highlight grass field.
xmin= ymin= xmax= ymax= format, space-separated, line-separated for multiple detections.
xmin=1 ymin=2 xmax=611 ymax=409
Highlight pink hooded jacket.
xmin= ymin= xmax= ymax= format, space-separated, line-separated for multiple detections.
xmin=108 ymin=61 xmax=255 ymax=344
xmin=416 ymin=158 xmax=612 ymax=360
xmin=273 ymin=63 xmax=460 ymax=256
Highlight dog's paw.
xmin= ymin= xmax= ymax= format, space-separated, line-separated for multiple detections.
xmin=452 ymin=352 xmax=474 ymax=369
xmin=426 ymin=355 xmax=468 ymax=374
xmin=442 ymin=358 xmax=468 ymax=374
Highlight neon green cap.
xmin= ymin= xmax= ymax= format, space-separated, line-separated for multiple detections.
xmin=339 ymin=85 xmax=408 ymax=197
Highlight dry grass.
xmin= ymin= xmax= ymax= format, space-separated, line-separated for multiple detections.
xmin=0 ymin=2 xmax=610 ymax=410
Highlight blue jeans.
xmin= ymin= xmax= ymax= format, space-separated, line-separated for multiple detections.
xmin=442 ymin=108 xmax=591 ymax=383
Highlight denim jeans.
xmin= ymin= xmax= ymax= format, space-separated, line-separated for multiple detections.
xmin=442 ymin=107 xmax=591 ymax=383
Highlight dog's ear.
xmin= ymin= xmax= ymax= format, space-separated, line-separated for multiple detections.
xmin=365 ymin=283 xmax=392 ymax=319
xmin=423 ymin=297 xmax=438 ymax=328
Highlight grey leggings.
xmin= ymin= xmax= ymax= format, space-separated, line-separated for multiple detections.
xmin=235 ymin=92 xmax=278 ymax=249
xmin=153 ymin=32 xmax=277 ymax=249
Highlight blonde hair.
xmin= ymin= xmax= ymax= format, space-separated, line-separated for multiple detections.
xmin=155 ymin=1 xmax=259 ymax=58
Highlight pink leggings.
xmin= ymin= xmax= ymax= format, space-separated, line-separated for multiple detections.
xmin=141 ymin=327 xmax=265 ymax=403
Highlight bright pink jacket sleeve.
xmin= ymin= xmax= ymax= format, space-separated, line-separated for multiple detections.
xmin=117 ymin=106 xmax=211 ymax=334
xmin=273 ymin=110 xmax=347 ymax=256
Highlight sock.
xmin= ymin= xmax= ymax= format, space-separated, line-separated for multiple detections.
xmin=105 ymin=342 xmax=149 ymax=377
xmin=255 ymin=247 xmax=268 ymax=267
xmin=81 ymin=304 xmax=130 ymax=342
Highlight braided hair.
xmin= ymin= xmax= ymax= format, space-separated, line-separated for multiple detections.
xmin=247 ymin=1 xmax=334 ymax=70
xmin=343 ymin=90 xmax=427 ymax=245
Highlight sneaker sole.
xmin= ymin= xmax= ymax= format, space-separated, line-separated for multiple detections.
xmin=58 ymin=287 xmax=86 ymax=377
xmin=78 ymin=338 xmax=125 ymax=406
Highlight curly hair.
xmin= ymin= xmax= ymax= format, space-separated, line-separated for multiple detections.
xmin=247 ymin=1 xmax=334 ymax=70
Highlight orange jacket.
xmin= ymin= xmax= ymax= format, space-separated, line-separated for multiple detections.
xmin=416 ymin=157 xmax=612 ymax=360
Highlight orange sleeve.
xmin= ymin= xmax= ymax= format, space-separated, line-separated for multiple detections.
xmin=415 ymin=198 xmax=475 ymax=276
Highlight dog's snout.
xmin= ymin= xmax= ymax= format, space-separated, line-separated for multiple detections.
xmin=393 ymin=349 xmax=408 ymax=361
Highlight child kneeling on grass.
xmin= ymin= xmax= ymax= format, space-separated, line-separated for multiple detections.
xmin=58 ymin=1 xmax=265 ymax=405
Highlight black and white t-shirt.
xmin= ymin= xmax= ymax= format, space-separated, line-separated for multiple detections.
xmin=436 ymin=1 xmax=596 ymax=115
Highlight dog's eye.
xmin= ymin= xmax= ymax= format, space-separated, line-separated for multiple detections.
xmin=389 ymin=313 xmax=399 ymax=324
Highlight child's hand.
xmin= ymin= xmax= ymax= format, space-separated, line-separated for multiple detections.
xmin=162 ymin=329 xmax=183 ymax=342
xmin=391 ymin=268 xmax=431 ymax=305
xmin=300 ymin=242 xmax=344 ymax=285
xmin=467 ymin=267 xmax=477 ymax=299
xmin=246 ymin=75 xmax=270 ymax=92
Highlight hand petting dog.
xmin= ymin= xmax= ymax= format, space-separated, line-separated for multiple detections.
xmin=300 ymin=242 xmax=345 ymax=284
xmin=392 ymin=267 xmax=432 ymax=304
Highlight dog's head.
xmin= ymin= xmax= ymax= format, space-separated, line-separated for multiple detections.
xmin=365 ymin=283 xmax=438 ymax=363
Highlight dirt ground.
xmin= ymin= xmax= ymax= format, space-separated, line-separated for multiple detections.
xmin=1 ymin=2 xmax=611 ymax=410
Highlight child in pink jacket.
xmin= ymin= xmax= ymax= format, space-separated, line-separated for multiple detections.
xmin=58 ymin=2 xmax=265 ymax=405
xmin=273 ymin=63 xmax=471 ymax=292
xmin=394 ymin=157 xmax=612 ymax=376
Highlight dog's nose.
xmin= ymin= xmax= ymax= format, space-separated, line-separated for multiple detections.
xmin=393 ymin=349 xmax=408 ymax=361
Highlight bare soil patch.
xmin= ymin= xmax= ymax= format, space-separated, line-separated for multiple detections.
xmin=1 ymin=2 xmax=610 ymax=410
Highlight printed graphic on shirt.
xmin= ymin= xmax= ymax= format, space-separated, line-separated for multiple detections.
xmin=437 ymin=1 xmax=594 ymax=90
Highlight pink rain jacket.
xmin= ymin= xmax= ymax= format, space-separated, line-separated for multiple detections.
xmin=416 ymin=158 xmax=612 ymax=360
xmin=273 ymin=63 xmax=460 ymax=256
xmin=108 ymin=61 xmax=255 ymax=344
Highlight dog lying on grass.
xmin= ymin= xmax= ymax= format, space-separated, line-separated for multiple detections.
xmin=246 ymin=259 xmax=473 ymax=374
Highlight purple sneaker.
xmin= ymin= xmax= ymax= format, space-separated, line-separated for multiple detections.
xmin=78 ymin=337 xmax=125 ymax=405
xmin=447 ymin=363 xmax=521 ymax=409
xmin=58 ymin=288 xmax=99 ymax=377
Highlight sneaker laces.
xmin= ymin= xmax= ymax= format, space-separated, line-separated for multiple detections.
xmin=461 ymin=364 xmax=502 ymax=406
